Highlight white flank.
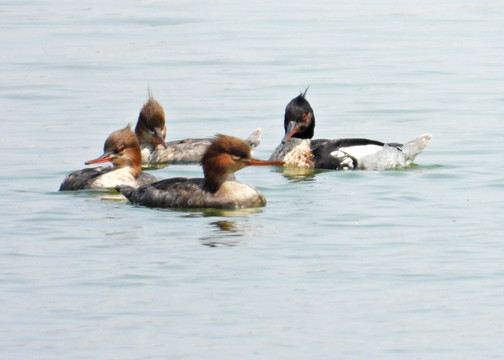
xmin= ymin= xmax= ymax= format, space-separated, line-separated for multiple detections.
xmin=334 ymin=144 xmax=383 ymax=160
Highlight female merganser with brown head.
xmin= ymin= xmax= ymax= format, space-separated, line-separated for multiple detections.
xmin=136 ymin=95 xmax=262 ymax=165
xmin=269 ymin=90 xmax=432 ymax=170
xmin=117 ymin=135 xmax=283 ymax=208
xmin=59 ymin=126 xmax=157 ymax=191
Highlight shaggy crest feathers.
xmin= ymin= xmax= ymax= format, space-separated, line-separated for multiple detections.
xmin=104 ymin=125 xmax=140 ymax=155
xmin=201 ymin=134 xmax=252 ymax=165
xmin=137 ymin=95 xmax=165 ymax=130
xmin=291 ymin=88 xmax=311 ymax=108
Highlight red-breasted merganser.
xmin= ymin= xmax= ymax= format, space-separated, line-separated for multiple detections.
xmin=269 ymin=90 xmax=432 ymax=170
xmin=59 ymin=126 xmax=157 ymax=191
xmin=117 ymin=135 xmax=283 ymax=208
xmin=135 ymin=95 xmax=262 ymax=164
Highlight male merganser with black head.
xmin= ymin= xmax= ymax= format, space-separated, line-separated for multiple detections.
xmin=117 ymin=135 xmax=283 ymax=209
xmin=136 ymin=95 xmax=262 ymax=165
xmin=269 ymin=90 xmax=432 ymax=170
xmin=59 ymin=126 xmax=157 ymax=191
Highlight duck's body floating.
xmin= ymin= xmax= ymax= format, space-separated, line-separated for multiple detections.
xmin=269 ymin=91 xmax=432 ymax=170
xmin=117 ymin=135 xmax=283 ymax=209
xmin=59 ymin=126 xmax=156 ymax=191
xmin=135 ymin=96 xmax=262 ymax=165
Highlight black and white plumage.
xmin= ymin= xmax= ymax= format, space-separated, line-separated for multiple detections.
xmin=269 ymin=91 xmax=432 ymax=170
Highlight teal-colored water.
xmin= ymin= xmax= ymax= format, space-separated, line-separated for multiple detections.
xmin=1 ymin=1 xmax=503 ymax=358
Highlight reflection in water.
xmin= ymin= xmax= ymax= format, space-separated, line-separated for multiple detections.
xmin=99 ymin=193 xmax=128 ymax=201
xmin=177 ymin=207 xmax=263 ymax=218
xmin=141 ymin=163 xmax=170 ymax=171
xmin=56 ymin=187 xmax=126 ymax=201
xmin=200 ymin=220 xmax=254 ymax=247
xmin=275 ymin=165 xmax=423 ymax=182
xmin=212 ymin=220 xmax=236 ymax=232
xmin=274 ymin=166 xmax=326 ymax=182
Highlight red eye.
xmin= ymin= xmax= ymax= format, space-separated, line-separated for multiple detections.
xmin=302 ymin=114 xmax=307 ymax=120
xmin=118 ymin=145 xmax=125 ymax=153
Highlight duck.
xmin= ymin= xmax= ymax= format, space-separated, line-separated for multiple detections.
xmin=269 ymin=90 xmax=432 ymax=170
xmin=135 ymin=95 xmax=262 ymax=164
xmin=116 ymin=135 xmax=283 ymax=208
xmin=59 ymin=126 xmax=157 ymax=191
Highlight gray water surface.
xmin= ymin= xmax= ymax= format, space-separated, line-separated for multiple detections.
xmin=1 ymin=1 xmax=503 ymax=359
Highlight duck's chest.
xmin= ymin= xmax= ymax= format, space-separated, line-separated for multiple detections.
xmin=270 ymin=139 xmax=314 ymax=168
xmin=213 ymin=181 xmax=266 ymax=208
xmin=141 ymin=147 xmax=153 ymax=164
xmin=91 ymin=167 xmax=138 ymax=189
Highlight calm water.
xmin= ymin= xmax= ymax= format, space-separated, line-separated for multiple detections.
xmin=1 ymin=1 xmax=504 ymax=358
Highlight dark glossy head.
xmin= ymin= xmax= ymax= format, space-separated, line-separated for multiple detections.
xmin=282 ymin=89 xmax=315 ymax=143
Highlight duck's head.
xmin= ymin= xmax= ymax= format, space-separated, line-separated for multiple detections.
xmin=201 ymin=135 xmax=283 ymax=192
xmin=85 ymin=125 xmax=142 ymax=175
xmin=134 ymin=95 xmax=167 ymax=148
xmin=282 ymin=88 xmax=315 ymax=143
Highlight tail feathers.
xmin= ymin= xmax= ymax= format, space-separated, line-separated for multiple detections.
xmin=245 ymin=128 xmax=262 ymax=149
xmin=401 ymin=134 xmax=432 ymax=161
xmin=116 ymin=185 xmax=136 ymax=201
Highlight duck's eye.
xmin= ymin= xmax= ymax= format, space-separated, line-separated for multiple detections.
xmin=117 ymin=145 xmax=125 ymax=154
xmin=301 ymin=113 xmax=307 ymax=120
xmin=231 ymin=155 xmax=241 ymax=161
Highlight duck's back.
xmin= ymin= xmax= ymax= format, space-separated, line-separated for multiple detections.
xmin=118 ymin=178 xmax=266 ymax=209
xmin=60 ymin=167 xmax=156 ymax=191
xmin=311 ymin=138 xmax=388 ymax=170
xmin=270 ymin=135 xmax=431 ymax=170
xmin=118 ymin=178 xmax=204 ymax=207
xmin=326 ymin=134 xmax=432 ymax=170
xmin=142 ymin=129 xmax=262 ymax=165
xmin=59 ymin=167 xmax=112 ymax=191
xmin=146 ymin=139 xmax=211 ymax=164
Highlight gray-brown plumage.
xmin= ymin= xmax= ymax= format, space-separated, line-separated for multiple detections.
xmin=60 ymin=126 xmax=156 ymax=191
xmin=117 ymin=135 xmax=283 ymax=208
xmin=135 ymin=95 xmax=262 ymax=164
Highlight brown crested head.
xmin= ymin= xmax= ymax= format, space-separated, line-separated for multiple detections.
xmin=134 ymin=94 xmax=167 ymax=147
xmin=86 ymin=125 xmax=142 ymax=176
xmin=201 ymin=134 xmax=283 ymax=193
xmin=138 ymin=96 xmax=165 ymax=129
xmin=104 ymin=125 xmax=139 ymax=155
xmin=202 ymin=135 xmax=251 ymax=161
xmin=201 ymin=135 xmax=251 ymax=192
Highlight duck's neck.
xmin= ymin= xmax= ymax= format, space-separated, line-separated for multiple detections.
xmin=113 ymin=152 xmax=142 ymax=179
xmin=129 ymin=161 xmax=141 ymax=179
xmin=134 ymin=121 xmax=150 ymax=148
xmin=202 ymin=166 xmax=236 ymax=193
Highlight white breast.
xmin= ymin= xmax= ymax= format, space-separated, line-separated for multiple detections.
xmin=91 ymin=167 xmax=139 ymax=189
xmin=214 ymin=181 xmax=265 ymax=207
